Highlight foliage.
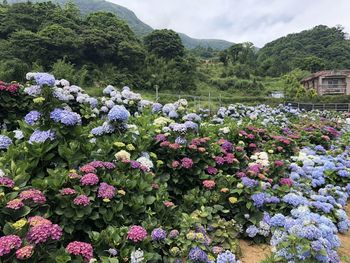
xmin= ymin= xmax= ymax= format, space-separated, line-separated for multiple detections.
xmin=257 ymin=25 xmax=350 ymax=76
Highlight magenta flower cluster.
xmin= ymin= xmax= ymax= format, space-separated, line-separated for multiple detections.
xmin=19 ymin=189 xmax=46 ymax=204
xmin=98 ymin=182 xmax=116 ymax=199
xmin=0 ymin=176 xmax=15 ymax=188
xmin=181 ymin=157 xmax=193 ymax=169
xmin=6 ymin=199 xmax=24 ymax=210
xmin=0 ymin=235 xmax=22 ymax=256
xmin=60 ymin=188 xmax=77 ymax=195
xmin=66 ymin=241 xmax=93 ymax=262
xmin=127 ymin=225 xmax=148 ymax=243
xmin=80 ymin=173 xmax=99 ymax=186
xmin=27 ymin=223 xmax=62 ymax=244
xmin=73 ymin=194 xmax=90 ymax=206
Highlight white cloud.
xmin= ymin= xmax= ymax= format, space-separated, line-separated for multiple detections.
xmin=108 ymin=0 xmax=350 ymax=47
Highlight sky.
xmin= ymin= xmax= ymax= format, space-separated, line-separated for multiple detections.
xmin=108 ymin=0 xmax=350 ymax=47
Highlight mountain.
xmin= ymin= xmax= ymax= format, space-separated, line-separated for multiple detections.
xmin=7 ymin=0 xmax=233 ymax=50
xmin=257 ymin=25 xmax=350 ymax=76
xmin=178 ymin=33 xmax=233 ymax=50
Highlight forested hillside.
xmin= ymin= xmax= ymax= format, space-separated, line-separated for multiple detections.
xmin=7 ymin=0 xmax=233 ymax=50
xmin=0 ymin=2 xmax=196 ymax=91
xmin=257 ymin=25 xmax=350 ymax=76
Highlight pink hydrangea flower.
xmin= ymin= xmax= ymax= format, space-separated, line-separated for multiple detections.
xmin=181 ymin=157 xmax=193 ymax=169
xmin=163 ymin=201 xmax=174 ymax=207
xmin=28 ymin=216 xmax=52 ymax=227
xmin=68 ymin=172 xmax=81 ymax=179
xmin=19 ymin=189 xmax=46 ymax=204
xmin=169 ymin=143 xmax=180 ymax=150
xmin=6 ymin=199 xmax=24 ymax=210
xmin=87 ymin=161 xmax=104 ymax=168
xmin=103 ymin=162 xmax=116 ymax=169
xmin=160 ymin=141 xmax=170 ymax=147
xmin=60 ymin=188 xmax=77 ymax=196
xmin=79 ymin=165 xmax=96 ymax=173
xmin=66 ymin=241 xmax=93 ymax=262
xmin=274 ymin=160 xmax=284 ymax=167
xmin=172 ymin=160 xmax=180 ymax=168
xmin=280 ymin=178 xmax=293 ymax=187
xmin=206 ymin=166 xmax=218 ymax=175
xmin=80 ymin=173 xmax=99 ymax=186
xmin=0 ymin=235 xmax=22 ymax=256
xmin=73 ymin=195 xmax=90 ymax=206
xmin=15 ymin=245 xmax=34 ymax=260
xmin=214 ymin=156 xmax=225 ymax=165
xmin=203 ymin=180 xmax=216 ymax=189
xmin=27 ymin=223 xmax=62 ymax=244
xmin=98 ymin=183 xmax=116 ymax=199
xmin=127 ymin=225 xmax=147 ymax=243
xmin=224 ymin=153 xmax=235 ymax=164
xmin=0 ymin=177 xmax=15 ymax=188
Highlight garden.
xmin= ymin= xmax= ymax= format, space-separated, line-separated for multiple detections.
xmin=1 ymin=73 xmax=350 ymax=263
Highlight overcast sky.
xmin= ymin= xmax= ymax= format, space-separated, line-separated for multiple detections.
xmin=108 ymin=0 xmax=350 ymax=47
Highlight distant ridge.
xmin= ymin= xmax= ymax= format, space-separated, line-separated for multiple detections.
xmin=7 ymin=0 xmax=233 ymax=50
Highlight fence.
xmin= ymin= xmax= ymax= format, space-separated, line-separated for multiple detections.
xmin=285 ymin=102 xmax=350 ymax=112
xmin=154 ymin=91 xmax=284 ymax=113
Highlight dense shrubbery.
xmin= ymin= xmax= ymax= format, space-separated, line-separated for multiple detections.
xmin=0 ymin=2 xmax=196 ymax=92
xmin=0 ymin=73 xmax=350 ymax=262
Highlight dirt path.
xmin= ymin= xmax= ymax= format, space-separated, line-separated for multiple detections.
xmin=339 ymin=204 xmax=350 ymax=263
xmin=239 ymin=240 xmax=271 ymax=263
xmin=238 ymin=204 xmax=350 ymax=263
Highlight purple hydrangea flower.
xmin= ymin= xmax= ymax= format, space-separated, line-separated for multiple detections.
xmin=108 ymin=105 xmax=130 ymax=122
xmin=34 ymin=73 xmax=55 ymax=86
xmin=0 ymin=135 xmax=12 ymax=149
xmin=24 ymin=111 xmax=41 ymax=125
xmin=151 ymin=227 xmax=167 ymax=241
xmin=188 ymin=247 xmax=208 ymax=262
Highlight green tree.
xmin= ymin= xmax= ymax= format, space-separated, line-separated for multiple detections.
xmin=144 ymin=29 xmax=185 ymax=59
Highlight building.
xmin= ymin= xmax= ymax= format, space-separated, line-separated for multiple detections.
xmin=301 ymin=70 xmax=350 ymax=96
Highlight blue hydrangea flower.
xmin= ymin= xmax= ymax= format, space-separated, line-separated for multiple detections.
xmin=29 ymin=130 xmax=55 ymax=144
xmin=216 ymin=250 xmax=240 ymax=263
xmin=34 ymin=73 xmax=56 ymax=86
xmin=184 ymin=121 xmax=198 ymax=131
xmin=270 ymin=214 xmax=286 ymax=227
xmin=152 ymin=103 xmax=163 ymax=113
xmin=50 ymin=108 xmax=81 ymax=126
xmin=24 ymin=111 xmax=41 ymax=125
xmin=0 ymin=135 xmax=12 ymax=149
xmin=246 ymin=225 xmax=259 ymax=237
xmin=188 ymin=247 xmax=208 ymax=262
xmin=24 ymin=85 xmax=42 ymax=97
xmin=168 ymin=110 xmax=179 ymax=118
xmin=91 ymin=122 xmax=115 ymax=136
xmin=108 ymin=105 xmax=130 ymax=122
xmin=282 ymin=193 xmax=309 ymax=206
xmin=241 ymin=177 xmax=258 ymax=188
xmin=251 ymin=193 xmax=267 ymax=207
xmin=151 ymin=227 xmax=167 ymax=241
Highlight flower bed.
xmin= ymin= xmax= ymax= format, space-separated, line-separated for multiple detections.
xmin=0 ymin=73 xmax=350 ymax=262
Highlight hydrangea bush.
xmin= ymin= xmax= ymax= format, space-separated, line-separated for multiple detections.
xmin=0 ymin=73 xmax=350 ymax=262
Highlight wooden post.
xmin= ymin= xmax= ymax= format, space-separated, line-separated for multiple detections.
xmin=208 ymin=92 xmax=211 ymax=115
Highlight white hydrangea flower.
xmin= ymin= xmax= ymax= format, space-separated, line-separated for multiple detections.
xmin=13 ymin=130 xmax=24 ymax=140
xmin=136 ymin=156 xmax=153 ymax=170
xmin=131 ymin=249 xmax=144 ymax=263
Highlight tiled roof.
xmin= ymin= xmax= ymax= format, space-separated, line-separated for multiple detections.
xmin=301 ymin=70 xmax=350 ymax=82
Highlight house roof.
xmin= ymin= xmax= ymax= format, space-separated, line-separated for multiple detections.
xmin=301 ymin=70 xmax=350 ymax=82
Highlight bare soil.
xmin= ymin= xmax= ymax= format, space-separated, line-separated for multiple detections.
xmin=339 ymin=204 xmax=350 ymax=263
xmin=239 ymin=239 xmax=271 ymax=263
xmin=238 ymin=204 xmax=350 ymax=263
